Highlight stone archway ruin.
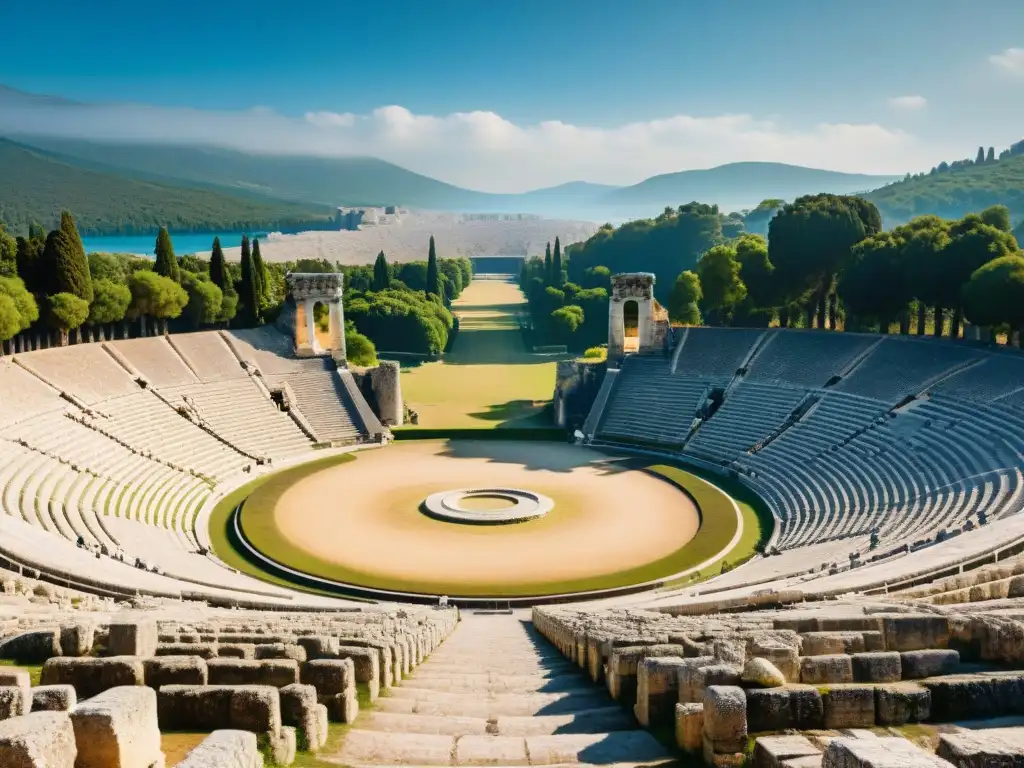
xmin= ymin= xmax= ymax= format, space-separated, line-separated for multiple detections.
xmin=607 ymin=272 xmax=669 ymax=358
xmin=285 ymin=272 xmax=346 ymax=362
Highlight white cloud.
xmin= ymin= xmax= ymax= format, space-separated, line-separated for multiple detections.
xmin=990 ymin=47 xmax=1024 ymax=77
xmin=0 ymin=92 xmax=935 ymax=191
xmin=887 ymin=95 xmax=927 ymax=110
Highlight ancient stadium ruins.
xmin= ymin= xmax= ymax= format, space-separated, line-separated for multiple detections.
xmin=2 ymin=270 xmax=1024 ymax=766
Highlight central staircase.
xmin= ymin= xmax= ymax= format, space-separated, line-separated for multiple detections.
xmin=332 ymin=612 xmax=672 ymax=767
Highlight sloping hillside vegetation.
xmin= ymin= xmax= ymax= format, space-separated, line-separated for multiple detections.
xmin=0 ymin=139 xmax=336 ymax=236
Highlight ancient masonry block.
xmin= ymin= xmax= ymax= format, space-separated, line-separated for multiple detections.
xmin=851 ymin=652 xmax=902 ymax=683
xmin=753 ymin=735 xmax=821 ymax=768
xmin=175 ymin=729 xmax=262 ymax=768
xmin=824 ymin=735 xmax=951 ymax=767
xmin=30 ymin=685 xmax=77 ymax=713
xmin=874 ymin=683 xmax=930 ymax=726
xmin=70 ymin=686 xmax=164 ymax=768
xmin=800 ymin=654 xmax=854 ymax=685
xmin=936 ymin=727 xmax=1024 ymax=767
xmin=821 ymin=685 xmax=876 ymax=729
xmin=107 ymin=621 xmax=158 ymax=657
xmin=635 ymin=656 xmax=687 ymax=727
xmin=675 ymin=702 xmax=703 ymax=752
xmin=0 ymin=711 xmax=77 ymax=768
xmin=702 ymin=685 xmax=748 ymax=757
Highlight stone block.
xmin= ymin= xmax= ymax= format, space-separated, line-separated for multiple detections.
xmin=824 ymin=736 xmax=951 ymax=767
xmin=781 ymin=757 xmax=823 ymax=768
xmin=0 ymin=686 xmax=30 ymax=720
xmin=175 ymin=729 xmax=262 ymax=768
xmin=325 ymin=690 xmax=358 ymax=723
xmin=156 ymin=643 xmax=218 ymax=659
xmin=900 ymin=649 xmax=959 ymax=680
xmin=217 ymin=644 xmax=256 ymax=660
xmin=821 ymin=685 xmax=876 ymax=729
xmin=802 ymin=632 xmax=866 ymax=656
xmin=607 ymin=644 xmax=684 ymax=705
xmin=255 ymin=643 xmax=307 ymax=663
xmin=268 ymin=725 xmax=296 ymax=766
xmin=301 ymin=659 xmax=354 ymax=696
xmin=59 ymin=623 xmax=93 ymax=657
xmin=702 ymin=735 xmax=746 ymax=767
xmin=851 ymin=652 xmax=901 ymax=683
xmin=635 ymin=656 xmax=686 ymax=727
xmin=743 ymin=658 xmax=786 ymax=688
xmin=336 ymin=647 xmax=380 ymax=701
xmin=880 ymin=615 xmax=949 ymax=653
xmin=800 ymin=655 xmax=854 ymax=685
xmin=295 ymin=636 xmax=338 ymax=661
xmin=39 ymin=657 xmax=144 ymax=700
xmin=280 ymin=683 xmax=324 ymax=751
xmin=874 ymin=683 xmax=930 ymax=725
xmin=753 ymin=735 xmax=821 ymax=768
xmin=714 ymin=639 xmax=747 ymax=667
xmin=746 ymin=685 xmax=824 ymax=731
xmin=157 ymin=684 xmax=281 ymax=735
xmin=677 ymin=656 xmax=715 ymax=703
xmin=30 ymin=685 xmax=76 ymax=712
xmin=756 ymin=646 xmax=800 ymax=682
xmin=936 ymin=727 xmax=1024 ymax=767
xmin=106 ymin=621 xmax=158 ymax=657
xmin=0 ymin=711 xmax=76 ymax=767
xmin=703 ymin=685 xmax=747 ymax=755
xmin=207 ymin=659 xmax=299 ymax=688
xmin=922 ymin=673 xmax=1024 ymax=721
xmin=70 ymin=686 xmax=163 ymax=768
xmin=143 ymin=656 xmax=208 ymax=688
xmin=674 ymin=702 xmax=703 ymax=752
xmin=0 ymin=630 xmax=61 ymax=664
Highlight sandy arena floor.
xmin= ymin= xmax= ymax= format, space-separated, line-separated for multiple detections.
xmin=268 ymin=441 xmax=700 ymax=593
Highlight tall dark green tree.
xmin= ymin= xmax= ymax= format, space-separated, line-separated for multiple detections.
xmin=238 ymin=234 xmax=260 ymax=325
xmin=986 ymin=147 xmax=996 ymax=163
xmin=209 ymin=236 xmax=228 ymax=293
xmin=251 ymin=237 xmax=268 ymax=304
xmin=426 ymin=236 xmax=441 ymax=298
xmin=544 ymin=242 xmax=553 ymax=285
xmin=42 ymin=211 xmax=93 ymax=303
xmin=372 ymin=251 xmax=390 ymax=291
xmin=976 ymin=146 xmax=986 ymax=165
xmin=153 ymin=227 xmax=180 ymax=283
xmin=552 ymin=237 xmax=563 ymax=286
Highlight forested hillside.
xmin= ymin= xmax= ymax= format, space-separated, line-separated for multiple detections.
xmin=0 ymin=139 xmax=336 ymax=236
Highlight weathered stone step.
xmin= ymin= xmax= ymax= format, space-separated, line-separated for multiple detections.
xmin=494 ymin=708 xmax=637 ymax=736
xmin=375 ymin=691 xmax=616 ymax=718
xmin=413 ymin=663 xmax=577 ymax=676
xmin=409 ymin=667 xmax=576 ymax=681
xmin=400 ymin=674 xmax=595 ymax=694
xmin=337 ymin=729 xmax=672 ymax=766
xmin=358 ymin=711 xmax=490 ymax=736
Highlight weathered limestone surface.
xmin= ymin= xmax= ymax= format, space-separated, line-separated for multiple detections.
xmin=39 ymin=657 xmax=144 ymax=699
xmin=70 ymin=686 xmax=164 ymax=768
xmin=207 ymin=659 xmax=300 ymax=688
xmin=874 ymin=683 xmax=930 ymax=725
xmin=901 ymin=650 xmax=959 ymax=680
xmin=30 ymin=685 xmax=76 ymax=713
xmin=107 ymin=620 xmax=158 ymax=657
xmin=157 ymin=685 xmax=282 ymax=735
xmin=703 ymin=685 xmax=747 ymax=756
xmin=156 ymin=643 xmax=218 ymax=659
xmin=936 ymin=727 xmax=1024 ymax=767
xmin=255 ymin=644 xmax=307 ymax=663
xmin=0 ymin=711 xmax=77 ymax=768
xmin=824 ymin=736 xmax=951 ymax=767
xmin=0 ymin=686 xmax=30 ymax=720
xmin=851 ymin=652 xmax=901 ymax=683
xmin=821 ymin=685 xmax=876 ymax=729
xmin=746 ymin=686 xmax=824 ymax=731
xmin=922 ymin=673 xmax=1024 ymax=721
xmin=742 ymin=658 xmax=786 ymax=688
xmin=753 ymin=735 xmax=821 ymax=768
xmin=634 ymin=656 xmax=687 ymax=727
xmin=143 ymin=656 xmax=208 ymax=688
xmin=59 ymin=623 xmax=94 ymax=657
xmin=0 ymin=630 xmax=61 ymax=664
xmin=175 ymin=730 xmax=263 ymax=768
xmin=801 ymin=655 xmax=854 ymax=685
xmin=280 ymin=683 xmax=326 ymax=751
xmin=675 ymin=702 xmax=703 ymax=752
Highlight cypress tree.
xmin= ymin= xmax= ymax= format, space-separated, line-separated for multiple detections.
xmin=154 ymin=227 xmax=180 ymax=283
xmin=373 ymin=251 xmax=390 ymax=291
xmin=209 ymin=236 xmax=228 ymax=293
xmin=976 ymin=146 xmax=986 ymax=164
xmin=544 ymin=242 xmax=552 ymax=285
xmin=552 ymin=237 xmax=562 ymax=286
xmin=43 ymin=211 xmax=93 ymax=303
xmin=239 ymin=234 xmax=260 ymax=325
xmin=252 ymin=237 xmax=268 ymax=304
xmin=426 ymin=236 xmax=441 ymax=298
xmin=987 ymin=146 xmax=996 ymax=163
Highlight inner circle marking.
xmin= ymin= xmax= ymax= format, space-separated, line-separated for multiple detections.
xmin=423 ymin=487 xmax=554 ymax=524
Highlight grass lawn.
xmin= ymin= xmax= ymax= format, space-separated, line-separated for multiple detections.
xmin=218 ymin=450 xmax=762 ymax=598
xmin=0 ymin=659 xmax=42 ymax=685
xmin=397 ymin=276 xmax=568 ymax=430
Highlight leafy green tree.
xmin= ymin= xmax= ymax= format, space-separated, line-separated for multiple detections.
xmin=88 ymin=278 xmax=131 ymax=339
xmin=734 ymin=233 xmax=777 ymax=310
xmin=397 ymin=261 xmax=428 ymax=291
xmin=840 ymin=231 xmax=911 ymax=332
xmin=180 ymin=271 xmax=224 ymax=329
xmin=153 ymin=227 xmax=180 ymax=283
xmin=550 ymin=305 xmax=584 ymax=345
xmin=980 ymin=205 xmax=1012 ymax=232
xmin=0 ymin=277 xmax=39 ymax=343
xmin=42 ymin=211 xmax=93 ymax=303
xmin=667 ymin=270 xmax=702 ymax=325
xmin=962 ymin=255 xmax=1024 ymax=343
xmin=344 ymin=320 xmax=377 ymax=366
xmin=128 ymin=270 xmax=188 ymax=335
xmin=696 ymin=245 xmax=747 ymax=324
xmin=209 ymin=236 xmax=229 ymax=292
xmin=426 ymin=236 xmax=441 ymax=299
xmin=0 ymin=225 xmax=16 ymax=278
xmin=941 ymin=215 xmax=1019 ymax=336
xmin=87 ymin=252 xmax=130 ymax=283
xmin=372 ymin=251 xmax=390 ymax=291
xmin=48 ymin=293 xmax=89 ymax=346
xmin=252 ymin=237 xmax=269 ymax=305
xmin=238 ymin=234 xmax=260 ymax=326
xmin=439 ymin=258 xmax=463 ymax=299
xmin=899 ymin=216 xmax=951 ymax=334
xmin=552 ymin=237 xmax=563 ymax=286
xmin=544 ymin=242 xmax=553 ymax=285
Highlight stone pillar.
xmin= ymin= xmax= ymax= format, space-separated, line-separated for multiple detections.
xmin=371 ymin=361 xmax=403 ymax=426
xmin=329 ymin=298 xmax=345 ymax=364
xmin=305 ymin=299 xmax=319 ymax=354
xmin=607 ymin=273 xmax=656 ymax=359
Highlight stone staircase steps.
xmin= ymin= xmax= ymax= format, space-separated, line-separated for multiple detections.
xmin=331 ymin=613 xmax=673 ymax=767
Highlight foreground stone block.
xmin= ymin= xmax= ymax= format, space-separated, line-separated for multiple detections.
xmin=635 ymin=656 xmax=687 ymax=727
xmin=824 ymin=736 xmax=950 ymax=767
xmin=71 ymin=686 xmax=163 ymax=768
xmin=676 ymin=656 xmax=714 ymax=703
xmin=255 ymin=644 xmax=307 ymax=663
xmin=753 ymin=645 xmax=800 ymax=683
xmin=703 ymin=685 xmax=747 ymax=756
xmin=155 ymin=643 xmax=218 ymax=659
xmin=900 ymin=650 xmax=959 ymax=680
xmin=0 ymin=630 xmax=61 ymax=664
xmin=821 ymin=685 xmax=875 ymax=729
xmin=59 ymin=623 xmax=94 ymax=657
xmin=936 ymin=727 xmax=1024 ymax=767
xmin=0 ymin=686 xmax=30 ymax=720
xmin=753 ymin=735 xmax=820 ymax=768
xmin=337 ymin=647 xmax=380 ymax=701
xmin=217 ymin=644 xmax=256 ymax=660
xmin=268 ymin=725 xmax=296 ymax=766
xmin=746 ymin=685 xmax=824 ymax=731
xmin=158 ymin=685 xmax=281 ymax=735
xmin=143 ymin=656 xmax=208 ymax=688
xmin=280 ymin=684 xmax=324 ymax=751
xmin=874 ymin=683 xmax=930 ymax=725
xmin=300 ymin=659 xmax=354 ymax=696
xmin=107 ymin=621 xmax=158 ymax=657
xmin=40 ymin=657 xmax=144 ymax=700
xmin=295 ymin=636 xmax=338 ymax=661
xmin=176 ymin=729 xmax=262 ymax=768
xmin=851 ymin=652 xmax=901 ymax=683
xmin=880 ymin=615 xmax=949 ymax=653
xmin=0 ymin=711 xmax=76 ymax=767
xmin=801 ymin=655 xmax=854 ymax=685
xmin=674 ymin=702 xmax=703 ymax=752
xmin=30 ymin=685 xmax=76 ymax=713
xmin=207 ymin=659 xmax=299 ymax=688
xmin=922 ymin=673 xmax=1024 ymax=721
xmin=802 ymin=632 xmax=867 ymax=656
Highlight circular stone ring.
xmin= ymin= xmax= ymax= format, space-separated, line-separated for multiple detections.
xmin=422 ymin=488 xmax=554 ymax=524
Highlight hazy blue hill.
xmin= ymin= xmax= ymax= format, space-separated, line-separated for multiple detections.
xmin=865 ymin=154 xmax=1024 ymax=225
xmin=601 ymin=161 xmax=901 ymax=212
xmin=0 ymin=139 xmax=334 ymax=236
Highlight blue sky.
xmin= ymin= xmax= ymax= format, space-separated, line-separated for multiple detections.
xmin=2 ymin=0 xmax=1023 ymax=190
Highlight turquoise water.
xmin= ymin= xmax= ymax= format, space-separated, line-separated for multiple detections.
xmin=81 ymin=231 xmax=266 ymax=256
